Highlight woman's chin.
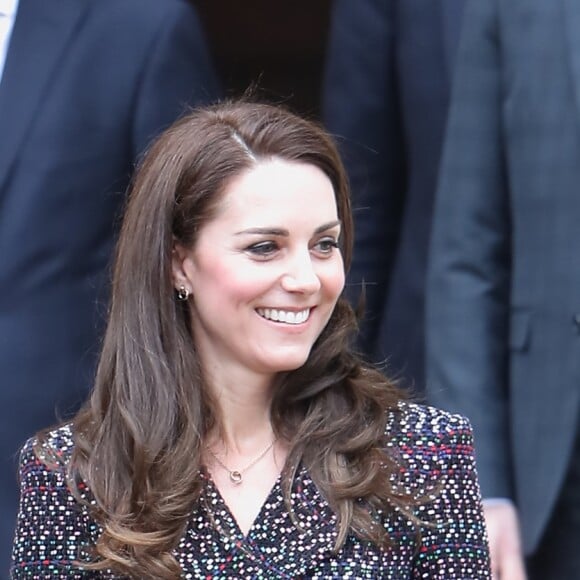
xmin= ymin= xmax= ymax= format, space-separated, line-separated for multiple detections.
xmin=258 ymin=351 xmax=311 ymax=374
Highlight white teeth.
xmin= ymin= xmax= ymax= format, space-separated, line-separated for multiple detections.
xmin=257 ymin=308 xmax=310 ymax=325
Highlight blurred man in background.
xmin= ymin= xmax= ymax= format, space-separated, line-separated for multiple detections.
xmin=0 ymin=0 xmax=219 ymax=568
xmin=323 ymin=0 xmax=466 ymax=391
xmin=427 ymin=0 xmax=580 ymax=577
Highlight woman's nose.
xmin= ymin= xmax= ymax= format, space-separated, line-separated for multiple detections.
xmin=280 ymin=252 xmax=321 ymax=294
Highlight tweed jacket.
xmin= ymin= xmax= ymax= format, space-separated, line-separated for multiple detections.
xmin=11 ymin=404 xmax=490 ymax=578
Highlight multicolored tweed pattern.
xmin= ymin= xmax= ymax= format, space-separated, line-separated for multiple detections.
xmin=11 ymin=403 xmax=491 ymax=578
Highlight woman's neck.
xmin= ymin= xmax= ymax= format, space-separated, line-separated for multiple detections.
xmin=204 ymin=365 xmax=276 ymax=454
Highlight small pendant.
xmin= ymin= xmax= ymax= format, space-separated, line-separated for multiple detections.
xmin=229 ymin=470 xmax=243 ymax=485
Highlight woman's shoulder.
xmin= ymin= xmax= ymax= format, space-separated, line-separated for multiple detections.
xmin=386 ymin=401 xmax=473 ymax=442
xmin=382 ymin=405 xmax=490 ymax=576
xmin=17 ymin=423 xmax=94 ymax=530
xmin=22 ymin=422 xmax=74 ymax=458
xmin=19 ymin=423 xmax=75 ymax=484
xmin=13 ymin=426 xmax=102 ymax=577
xmin=384 ymin=402 xmax=476 ymax=485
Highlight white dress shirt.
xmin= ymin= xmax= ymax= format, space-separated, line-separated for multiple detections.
xmin=0 ymin=0 xmax=19 ymax=81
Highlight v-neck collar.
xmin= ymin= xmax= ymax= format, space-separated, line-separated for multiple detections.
xmin=181 ymin=463 xmax=342 ymax=577
xmin=200 ymin=466 xmax=285 ymax=541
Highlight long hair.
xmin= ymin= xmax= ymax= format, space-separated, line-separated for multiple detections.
xmin=57 ymin=101 xmax=409 ymax=577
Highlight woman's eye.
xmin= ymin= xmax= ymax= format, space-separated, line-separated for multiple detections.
xmin=313 ymin=238 xmax=339 ymax=254
xmin=246 ymin=241 xmax=279 ymax=257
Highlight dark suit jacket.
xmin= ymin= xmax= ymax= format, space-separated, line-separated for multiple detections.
xmin=323 ymin=0 xmax=465 ymax=391
xmin=11 ymin=404 xmax=490 ymax=578
xmin=0 ymin=0 xmax=219 ymax=566
xmin=427 ymin=0 xmax=580 ymax=555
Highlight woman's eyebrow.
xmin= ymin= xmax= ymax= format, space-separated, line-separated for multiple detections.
xmin=235 ymin=220 xmax=341 ymax=237
xmin=235 ymin=227 xmax=289 ymax=236
xmin=315 ymin=220 xmax=341 ymax=234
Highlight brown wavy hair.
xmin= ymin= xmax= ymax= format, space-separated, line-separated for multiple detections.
xmin=58 ymin=101 xmax=411 ymax=577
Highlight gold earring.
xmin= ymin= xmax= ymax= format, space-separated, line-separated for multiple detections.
xmin=176 ymin=286 xmax=190 ymax=301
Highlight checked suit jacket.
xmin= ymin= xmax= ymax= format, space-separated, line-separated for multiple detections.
xmin=427 ymin=0 xmax=580 ymax=555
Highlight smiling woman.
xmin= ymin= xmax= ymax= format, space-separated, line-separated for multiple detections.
xmin=172 ymin=159 xmax=345 ymax=381
xmin=11 ymin=101 xmax=491 ymax=579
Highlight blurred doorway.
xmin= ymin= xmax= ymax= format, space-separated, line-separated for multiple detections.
xmin=194 ymin=0 xmax=332 ymax=117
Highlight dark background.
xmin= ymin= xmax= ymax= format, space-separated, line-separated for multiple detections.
xmin=193 ymin=0 xmax=332 ymax=117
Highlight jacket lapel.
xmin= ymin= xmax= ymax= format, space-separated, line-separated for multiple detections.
xmin=562 ymin=0 xmax=580 ymax=120
xmin=441 ymin=0 xmax=467 ymax=84
xmin=265 ymin=465 xmax=340 ymax=577
xmin=0 ymin=0 xmax=87 ymax=193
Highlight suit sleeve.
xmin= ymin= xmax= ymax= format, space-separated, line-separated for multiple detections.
xmin=11 ymin=440 xmax=92 ymax=579
xmin=425 ymin=0 xmax=513 ymax=499
xmin=130 ymin=0 xmax=221 ymax=158
xmin=413 ymin=413 xmax=491 ymax=578
xmin=322 ymin=0 xmax=405 ymax=354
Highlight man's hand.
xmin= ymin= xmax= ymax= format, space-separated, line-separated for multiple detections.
xmin=483 ymin=502 xmax=527 ymax=580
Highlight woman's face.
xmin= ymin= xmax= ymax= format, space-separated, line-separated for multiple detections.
xmin=173 ymin=158 xmax=345 ymax=385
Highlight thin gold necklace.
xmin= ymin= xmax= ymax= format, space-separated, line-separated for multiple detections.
xmin=207 ymin=439 xmax=277 ymax=485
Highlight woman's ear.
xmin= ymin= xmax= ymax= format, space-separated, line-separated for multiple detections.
xmin=171 ymin=242 xmax=194 ymax=292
